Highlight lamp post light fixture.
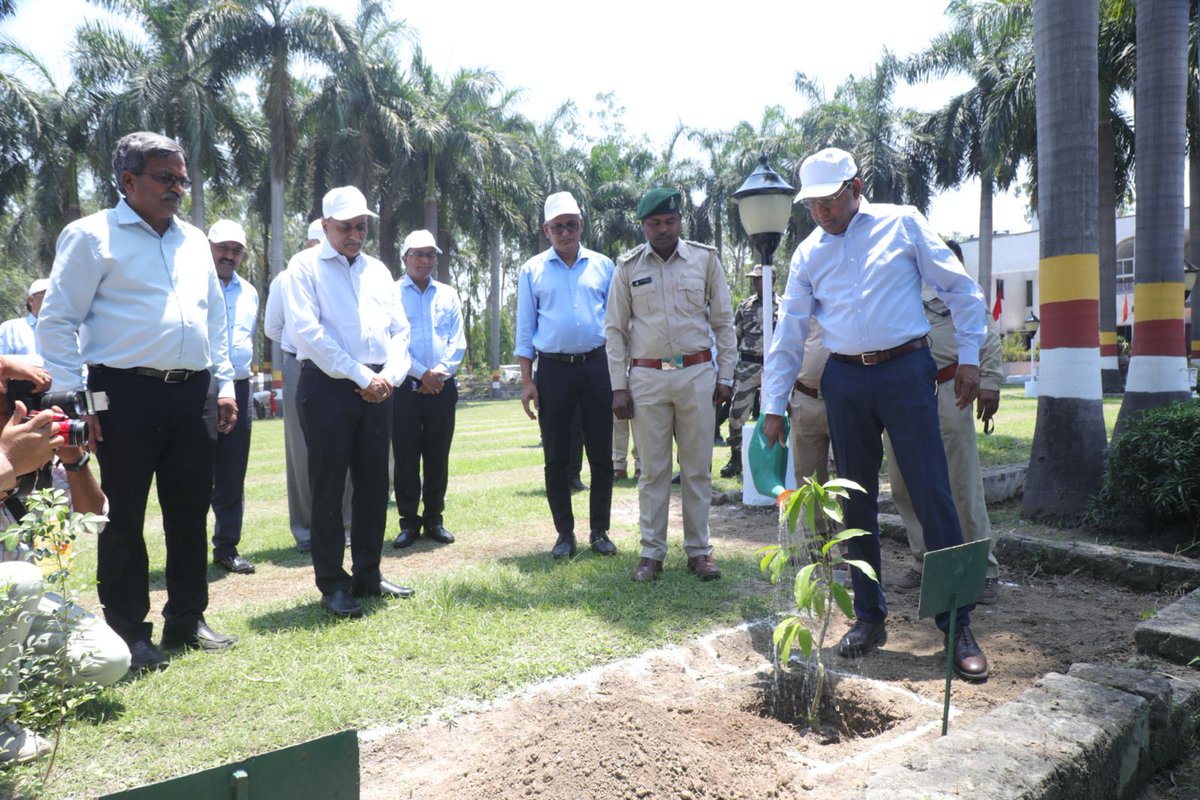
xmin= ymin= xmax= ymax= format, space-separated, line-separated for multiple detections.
xmin=1023 ymin=310 xmax=1040 ymax=333
xmin=733 ymin=154 xmax=796 ymax=372
xmin=1184 ymin=259 xmax=1197 ymax=297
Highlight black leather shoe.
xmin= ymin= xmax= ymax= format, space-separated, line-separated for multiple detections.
xmin=393 ymin=528 xmax=420 ymax=549
xmin=128 ymin=639 xmax=169 ymax=673
xmin=295 ymin=539 xmax=312 ymax=553
xmin=322 ymin=589 xmax=364 ymax=619
xmin=352 ymin=579 xmax=415 ymax=599
xmin=837 ymin=619 xmax=887 ymax=658
xmin=569 ymin=477 xmax=588 ymax=492
xmin=948 ymin=625 xmax=990 ymax=681
xmin=671 ymin=472 xmax=681 ymax=485
xmin=216 ymin=554 xmax=256 ymax=575
xmin=551 ymin=532 xmax=576 ymax=559
xmin=589 ymin=531 xmax=617 ymax=556
xmin=424 ymin=526 xmax=455 ymax=544
xmin=161 ymin=622 xmax=238 ymax=652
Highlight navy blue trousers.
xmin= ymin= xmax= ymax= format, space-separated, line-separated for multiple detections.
xmin=821 ymin=347 xmax=971 ymax=632
xmin=212 ymin=378 xmax=252 ymax=559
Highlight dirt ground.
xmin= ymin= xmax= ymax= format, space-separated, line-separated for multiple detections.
xmin=318 ymin=493 xmax=1189 ymax=800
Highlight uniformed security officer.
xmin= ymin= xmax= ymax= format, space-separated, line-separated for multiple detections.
xmin=789 ymin=318 xmax=832 ymax=493
xmin=886 ymin=240 xmax=1004 ymax=603
xmin=606 ymin=188 xmax=736 ymax=582
xmin=720 ymin=265 xmax=777 ymax=478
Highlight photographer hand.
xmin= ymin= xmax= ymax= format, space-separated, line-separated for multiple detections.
xmin=0 ymin=356 xmax=52 ymax=391
xmin=3 ymin=401 xmax=64 ymax=475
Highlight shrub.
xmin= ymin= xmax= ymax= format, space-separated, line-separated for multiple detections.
xmin=1089 ymin=399 xmax=1200 ymax=537
xmin=1001 ymin=334 xmax=1030 ymax=363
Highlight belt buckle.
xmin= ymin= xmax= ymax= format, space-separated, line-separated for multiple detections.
xmin=568 ymin=353 xmax=584 ymax=364
xmin=859 ymin=352 xmax=881 ymax=366
xmin=162 ymin=369 xmax=189 ymax=383
xmin=661 ymin=357 xmax=679 ymax=371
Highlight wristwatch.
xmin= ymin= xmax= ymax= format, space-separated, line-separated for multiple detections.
xmin=61 ymin=452 xmax=90 ymax=472
xmin=717 ymin=378 xmax=734 ymax=388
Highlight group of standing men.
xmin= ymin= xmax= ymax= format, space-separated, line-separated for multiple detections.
xmin=13 ymin=129 xmax=998 ymax=684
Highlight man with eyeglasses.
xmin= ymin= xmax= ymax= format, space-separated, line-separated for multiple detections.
xmin=391 ymin=230 xmax=465 ymax=550
xmin=606 ymin=188 xmax=736 ymax=583
xmin=760 ymin=147 xmax=992 ymax=682
xmin=516 ymin=191 xmax=618 ymax=560
xmin=285 ymin=186 xmax=414 ymax=619
xmin=39 ymin=131 xmax=238 ymax=671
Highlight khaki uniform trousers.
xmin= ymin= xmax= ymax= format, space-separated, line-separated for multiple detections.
xmin=612 ymin=414 xmax=639 ymax=472
xmin=628 ymin=363 xmax=716 ymax=561
xmin=789 ymin=388 xmax=831 ymax=487
xmin=884 ymin=382 xmax=1000 ymax=578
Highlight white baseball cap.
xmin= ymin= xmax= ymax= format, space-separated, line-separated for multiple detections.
xmin=322 ymin=186 xmax=379 ymax=221
xmin=207 ymin=219 xmax=247 ymax=247
xmin=795 ymin=147 xmax=858 ymax=203
xmin=306 ymin=219 xmax=325 ymax=243
xmin=27 ymin=278 xmax=49 ymax=296
xmin=402 ymin=229 xmax=442 ymax=256
xmin=543 ymin=191 xmax=582 ymax=222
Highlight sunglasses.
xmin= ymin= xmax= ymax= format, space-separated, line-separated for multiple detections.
xmin=800 ymin=181 xmax=852 ymax=212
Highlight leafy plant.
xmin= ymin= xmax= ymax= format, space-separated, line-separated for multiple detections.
xmin=0 ymin=489 xmax=106 ymax=789
xmin=757 ymin=476 xmax=876 ymax=729
xmin=1089 ymin=399 xmax=1200 ymax=537
xmin=1000 ymin=333 xmax=1030 ymax=363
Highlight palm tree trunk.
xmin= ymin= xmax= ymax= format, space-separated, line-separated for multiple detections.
xmin=1191 ymin=152 xmax=1199 ymax=376
xmin=270 ymin=174 xmax=286 ymax=280
xmin=489 ymin=234 xmax=501 ymax=398
xmin=189 ymin=146 xmax=206 ymax=229
xmin=977 ymin=171 xmax=994 ymax=305
xmin=1115 ymin=0 xmax=1191 ymax=436
xmin=1098 ymin=112 xmax=1122 ymax=392
xmin=424 ymin=150 xmax=446 ymax=283
xmin=1023 ymin=0 xmax=1108 ymax=522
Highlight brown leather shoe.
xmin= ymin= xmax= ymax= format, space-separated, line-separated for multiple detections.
xmin=687 ymin=554 xmax=722 ymax=581
xmin=632 ymin=557 xmax=663 ymax=582
xmin=613 ymin=468 xmax=627 ymax=480
xmin=948 ymin=625 xmax=989 ymax=681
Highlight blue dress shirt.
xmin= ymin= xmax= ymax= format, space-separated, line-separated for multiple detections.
xmin=515 ymin=246 xmax=615 ymax=359
xmin=0 ymin=314 xmax=40 ymax=364
xmin=397 ymin=275 xmax=466 ymax=379
xmin=222 ymin=272 xmax=259 ymax=380
xmin=39 ymin=199 xmax=234 ymax=397
xmin=763 ymin=201 xmax=985 ymax=416
xmin=284 ymin=241 xmax=411 ymax=388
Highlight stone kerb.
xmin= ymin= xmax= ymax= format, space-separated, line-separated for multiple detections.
xmin=1136 ymin=588 xmax=1200 ymax=665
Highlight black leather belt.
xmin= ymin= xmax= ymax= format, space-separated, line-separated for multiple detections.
xmin=830 ymin=336 xmax=929 ymax=366
xmin=538 ymin=346 xmax=604 ymax=364
xmin=95 ymin=365 xmax=203 ymax=384
xmin=738 ymin=352 xmax=763 ymax=364
xmin=301 ymin=361 xmax=384 ymax=373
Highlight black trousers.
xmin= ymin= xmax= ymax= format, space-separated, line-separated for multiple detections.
xmin=296 ymin=365 xmax=391 ymax=595
xmin=535 ymin=351 xmax=613 ymax=535
xmin=88 ymin=365 xmax=217 ymax=644
xmin=211 ymin=378 xmax=252 ymax=559
xmin=392 ymin=376 xmax=458 ymax=531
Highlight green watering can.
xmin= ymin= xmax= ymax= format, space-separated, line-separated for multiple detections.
xmin=747 ymin=416 xmax=790 ymax=498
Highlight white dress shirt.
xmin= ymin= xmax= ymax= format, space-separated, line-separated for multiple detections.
xmin=38 ymin=199 xmax=234 ymax=397
xmin=222 ymin=272 xmax=259 ymax=380
xmin=264 ymin=270 xmax=292 ymax=354
xmin=396 ymin=275 xmax=466 ymax=379
xmin=763 ymin=201 xmax=985 ymax=416
xmin=284 ymin=242 xmax=411 ymax=387
xmin=0 ymin=314 xmax=41 ymax=364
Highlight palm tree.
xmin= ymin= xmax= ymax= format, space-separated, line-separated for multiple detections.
xmin=199 ymin=0 xmax=363 ymax=279
xmin=1023 ymin=0 xmax=1108 ymax=521
xmin=1188 ymin=0 xmax=1199 ymax=375
xmin=75 ymin=0 xmax=262 ymax=227
xmin=1114 ymin=0 xmax=1193 ymax=432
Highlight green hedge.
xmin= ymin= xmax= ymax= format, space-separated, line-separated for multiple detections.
xmin=1090 ymin=399 xmax=1200 ymax=537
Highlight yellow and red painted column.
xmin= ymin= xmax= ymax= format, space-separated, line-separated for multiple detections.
xmin=1035 ymin=253 xmax=1102 ymax=401
xmin=1126 ymin=281 xmax=1190 ymax=395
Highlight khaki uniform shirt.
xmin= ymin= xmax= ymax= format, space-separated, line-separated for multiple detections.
xmin=606 ymin=240 xmax=736 ymax=391
xmin=795 ymin=318 xmax=831 ymax=391
xmin=924 ymin=297 xmax=1002 ymax=391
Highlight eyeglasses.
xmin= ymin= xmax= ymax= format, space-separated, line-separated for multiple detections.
xmin=141 ymin=171 xmax=192 ymax=191
xmin=800 ymin=181 xmax=852 ymax=212
xmin=547 ymin=221 xmax=581 ymax=235
xmin=406 ymin=249 xmax=438 ymax=261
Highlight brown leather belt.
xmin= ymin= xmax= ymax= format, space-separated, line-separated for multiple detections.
xmin=630 ymin=350 xmax=713 ymax=370
xmin=936 ymin=362 xmax=958 ymax=384
xmin=793 ymin=380 xmax=819 ymax=399
xmin=830 ymin=336 xmax=929 ymax=366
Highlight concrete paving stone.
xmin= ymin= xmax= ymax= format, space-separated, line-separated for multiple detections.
xmin=863 ymin=673 xmax=1150 ymax=800
xmin=996 ymin=533 xmax=1200 ymax=593
xmin=1135 ymin=588 xmax=1200 ymax=665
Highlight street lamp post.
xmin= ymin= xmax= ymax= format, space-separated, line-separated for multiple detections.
xmin=732 ymin=155 xmax=796 ymax=367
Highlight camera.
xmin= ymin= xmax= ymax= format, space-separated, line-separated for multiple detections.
xmin=36 ymin=412 xmax=88 ymax=448
xmin=7 ymin=380 xmax=110 ymax=419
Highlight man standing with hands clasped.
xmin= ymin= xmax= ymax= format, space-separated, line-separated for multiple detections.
xmin=285 ymin=185 xmax=414 ymax=619
xmin=761 ymin=148 xmax=991 ymax=681
xmin=606 ymin=188 xmax=736 ymax=583
xmin=391 ymin=230 xmax=466 ymax=549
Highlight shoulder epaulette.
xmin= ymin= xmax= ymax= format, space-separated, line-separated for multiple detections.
xmin=616 ymin=243 xmax=647 ymax=266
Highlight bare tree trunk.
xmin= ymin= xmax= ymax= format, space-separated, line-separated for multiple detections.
xmin=190 ymin=161 xmax=206 ymax=229
xmin=1098 ymin=112 xmax=1122 ymax=392
xmin=489 ymin=234 xmax=501 ymax=398
xmin=977 ymin=171 xmax=994 ymax=305
xmin=1191 ymin=152 xmax=1200 ymax=383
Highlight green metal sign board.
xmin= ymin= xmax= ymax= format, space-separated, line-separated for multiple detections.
xmin=98 ymin=730 xmax=359 ymax=800
xmin=914 ymin=538 xmax=991 ymax=736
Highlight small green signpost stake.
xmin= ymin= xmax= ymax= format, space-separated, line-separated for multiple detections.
xmin=916 ymin=538 xmax=991 ymax=736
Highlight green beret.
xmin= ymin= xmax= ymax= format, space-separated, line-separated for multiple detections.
xmin=637 ymin=188 xmax=683 ymax=220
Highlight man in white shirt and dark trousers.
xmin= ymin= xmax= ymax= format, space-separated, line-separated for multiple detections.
xmin=392 ymin=230 xmax=466 ymax=549
xmin=38 ymin=131 xmax=238 ymax=671
xmin=285 ymin=186 xmax=414 ymax=619
xmin=209 ymin=219 xmax=259 ymax=575
xmin=761 ymin=147 xmax=991 ymax=682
